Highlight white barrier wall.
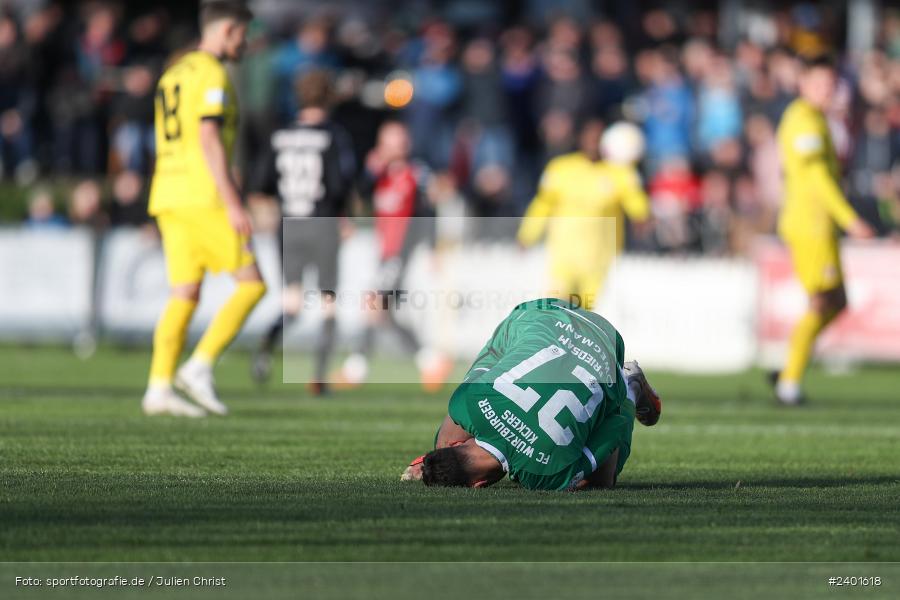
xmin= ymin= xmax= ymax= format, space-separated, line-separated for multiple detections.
xmin=0 ymin=228 xmax=760 ymax=372
xmin=0 ymin=227 xmax=94 ymax=338
xmin=597 ymin=257 xmax=759 ymax=373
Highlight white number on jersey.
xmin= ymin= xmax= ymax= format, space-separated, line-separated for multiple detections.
xmin=277 ymin=150 xmax=325 ymax=217
xmin=493 ymin=346 xmax=604 ymax=446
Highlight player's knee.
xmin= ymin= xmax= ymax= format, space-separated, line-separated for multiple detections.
xmin=814 ymin=287 xmax=846 ymax=316
xmin=811 ymin=290 xmax=840 ymax=315
xmin=239 ymin=280 xmax=267 ymax=303
xmin=172 ymin=283 xmax=201 ymax=302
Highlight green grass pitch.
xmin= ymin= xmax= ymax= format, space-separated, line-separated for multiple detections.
xmin=1 ymin=344 xmax=899 ymax=567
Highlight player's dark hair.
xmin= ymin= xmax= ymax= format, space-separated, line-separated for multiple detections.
xmin=800 ymin=53 xmax=835 ymax=72
xmin=421 ymin=447 xmax=471 ymax=487
xmin=200 ymin=0 xmax=252 ymax=31
xmin=296 ymin=69 xmax=334 ymax=109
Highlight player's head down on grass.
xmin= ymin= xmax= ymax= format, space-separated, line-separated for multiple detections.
xmin=421 ymin=440 xmax=505 ymax=489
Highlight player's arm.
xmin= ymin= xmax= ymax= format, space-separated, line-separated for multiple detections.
xmin=576 ymin=411 xmax=631 ymax=490
xmin=196 ymin=62 xmax=251 ymax=235
xmin=789 ymin=124 xmax=873 ymax=238
xmin=435 ymin=415 xmax=472 ymax=449
xmin=618 ymin=167 xmax=650 ymax=223
xmin=516 ymin=162 xmax=559 ymax=247
xmin=199 ymin=119 xmax=251 ymax=235
xmin=804 ymin=159 xmax=873 ymax=238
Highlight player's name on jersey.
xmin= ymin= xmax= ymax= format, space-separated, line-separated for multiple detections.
xmin=272 ymin=128 xmax=332 ymax=151
xmin=478 ymin=398 xmax=538 ymax=459
xmin=554 ymin=320 xmax=614 ymax=383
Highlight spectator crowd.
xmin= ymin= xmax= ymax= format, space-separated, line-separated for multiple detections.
xmin=2 ymin=0 xmax=900 ymax=254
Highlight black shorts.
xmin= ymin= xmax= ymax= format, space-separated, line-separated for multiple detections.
xmin=281 ymin=218 xmax=340 ymax=292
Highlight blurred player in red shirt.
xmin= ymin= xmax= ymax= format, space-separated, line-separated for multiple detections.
xmin=335 ymin=121 xmax=452 ymax=391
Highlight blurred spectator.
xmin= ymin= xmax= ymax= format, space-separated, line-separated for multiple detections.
xmin=50 ymin=2 xmax=125 ymax=174
xmin=109 ymin=63 xmax=155 ymax=174
xmin=108 ymin=10 xmax=167 ymax=175
xmin=641 ymin=8 xmax=682 ymax=47
xmin=766 ymin=48 xmax=801 ymax=119
xmin=649 ymin=157 xmax=701 ymax=252
xmin=698 ymin=169 xmax=733 ymax=255
xmin=745 ymin=112 xmax=782 ymax=230
xmin=536 ymin=48 xmax=590 ymax=157
xmin=545 ymin=15 xmax=583 ymax=53
xmin=68 ymin=178 xmax=107 ymax=230
xmin=238 ymin=20 xmax=278 ymax=190
xmin=638 ymin=49 xmax=694 ymax=173
xmin=696 ymin=53 xmax=742 ymax=158
xmin=273 ymin=18 xmax=340 ymax=124
xmin=590 ymin=41 xmax=631 ymax=121
xmin=407 ymin=21 xmax=461 ymax=169
xmin=0 ymin=11 xmax=37 ymax=183
xmin=25 ymin=187 xmax=66 ymax=228
xmin=850 ymin=107 xmax=899 ymax=233
xmin=459 ymin=38 xmax=513 ymax=171
xmin=499 ymin=26 xmax=540 ymax=210
xmin=21 ymin=3 xmax=64 ymax=169
xmin=108 ymin=170 xmax=148 ymax=228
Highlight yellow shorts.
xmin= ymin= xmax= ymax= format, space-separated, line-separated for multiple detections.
xmin=785 ymin=236 xmax=844 ymax=294
xmin=156 ymin=207 xmax=255 ymax=285
xmin=548 ymin=256 xmax=614 ymax=310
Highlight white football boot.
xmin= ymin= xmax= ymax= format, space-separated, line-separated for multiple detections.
xmin=175 ymin=359 xmax=228 ymax=416
xmin=775 ymin=380 xmax=804 ymax=406
xmin=142 ymin=386 xmax=206 ymax=418
xmin=623 ymin=360 xmax=662 ymax=426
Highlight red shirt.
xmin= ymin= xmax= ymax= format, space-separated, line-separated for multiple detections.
xmin=649 ymin=168 xmax=702 ymax=211
xmin=373 ymin=163 xmax=418 ymax=259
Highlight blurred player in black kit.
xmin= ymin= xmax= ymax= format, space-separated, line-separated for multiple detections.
xmin=252 ymin=70 xmax=356 ymax=394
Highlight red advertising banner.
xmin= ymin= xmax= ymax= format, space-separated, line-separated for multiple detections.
xmin=756 ymin=239 xmax=900 ymax=362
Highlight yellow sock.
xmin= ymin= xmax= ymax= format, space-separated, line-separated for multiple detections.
xmin=149 ymin=297 xmax=197 ymax=387
xmin=780 ymin=309 xmax=826 ymax=384
xmin=193 ymin=280 xmax=266 ymax=364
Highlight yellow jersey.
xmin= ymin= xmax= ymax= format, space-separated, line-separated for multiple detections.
xmin=149 ymin=51 xmax=239 ymax=216
xmin=517 ymin=153 xmax=649 ymax=254
xmin=776 ymin=98 xmax=859 ymax=241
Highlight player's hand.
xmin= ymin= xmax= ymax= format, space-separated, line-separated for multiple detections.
xmin=228 ymin=205 xmax=253 ymax=237
xmin=847 ymin=219 xmax=876 ymax=240
xmin=365 ymin=149 xmax=386 ymax=175
xmin=400 ymin=455 xmax=425 ymax=481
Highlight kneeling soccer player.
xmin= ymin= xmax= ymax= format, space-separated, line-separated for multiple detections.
xmin=402 ymin=298 xmax=661 ymax=491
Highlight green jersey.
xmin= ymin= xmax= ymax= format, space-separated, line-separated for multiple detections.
xmin=448 ymin=298 xmax=635 ymax=490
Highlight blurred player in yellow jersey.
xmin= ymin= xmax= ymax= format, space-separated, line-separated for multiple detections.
xmin=142 ymin=1 xmax=266 ymax=417
xmin=517 ymin=120 xmax=650 ymax=309
xmin=773 ymin=56 xmax=875 ymax=405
